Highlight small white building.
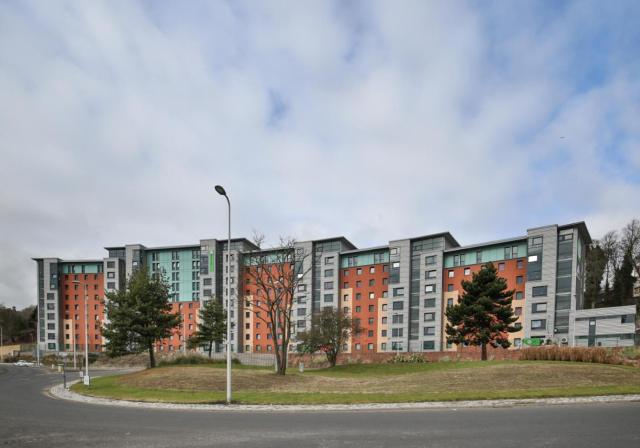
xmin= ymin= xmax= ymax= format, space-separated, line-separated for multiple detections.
xmin=572 ymin=305 xmax=636 ymax=347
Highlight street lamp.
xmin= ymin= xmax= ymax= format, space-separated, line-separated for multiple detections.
xmin=73 ymin=280 xmax=90 ymax=385
xmin=215 ymin=184 xmax=232 ymax=404
xmin=1 ymin=325 xmax=3 ymax=363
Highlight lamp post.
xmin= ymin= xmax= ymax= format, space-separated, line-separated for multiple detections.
xmin=215 ymin=184 xmax=232 ymax=404
xmin=71 ymin=319 xmax=77 ymax=369
xmin=73 ymin=280 xmax=90 ymax=385
xmin=1 ymin=326 xmax=3 ymax=363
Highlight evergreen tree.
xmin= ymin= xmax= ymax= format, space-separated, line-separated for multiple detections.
xmin=445 ymin=262 xmax=519 ymax=360
xmin=187 ymin=299 xmax=226 ymax=357
xmin=103 ymin=268 xmax=181 ymax=368
xmin=584 ymin=245 xmax=607 ymax=308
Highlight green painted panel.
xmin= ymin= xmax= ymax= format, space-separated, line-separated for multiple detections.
xmin=444 ymin=242 xmax=527 ymax=268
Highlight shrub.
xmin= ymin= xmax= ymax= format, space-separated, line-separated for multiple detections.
xmin=386 ymin=353 xmax=428 ymax=364
xmin=158 ymin=354 xmax=240 ymax=366
xmin=519 ymin=346 xmax=625 ymax=365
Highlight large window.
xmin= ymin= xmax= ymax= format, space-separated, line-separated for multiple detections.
xmin=531 ymin=319 xmax=546 ymax=330
xmin=392 ymin=301 xmax=404 ymax=310
xmin=532 ymin=286 xmax=547 ymax=297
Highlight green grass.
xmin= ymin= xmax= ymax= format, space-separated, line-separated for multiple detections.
xmin=71 ymin=361 xmax=640 ymax=405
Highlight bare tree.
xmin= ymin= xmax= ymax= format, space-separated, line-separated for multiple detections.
xmin=621 ymin=219 xmax=640 ymax=277
xmin=600 ymin=231 xmax=620 ymax=298
xmin=243 ymin=236 xmax=311 ymax=375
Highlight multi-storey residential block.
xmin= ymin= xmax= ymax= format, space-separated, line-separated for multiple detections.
xmin=33 ymin=221 xmax=636 ymax=355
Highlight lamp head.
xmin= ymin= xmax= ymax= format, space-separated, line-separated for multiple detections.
xmin=214 ymin=185 xmax=227 ymax=196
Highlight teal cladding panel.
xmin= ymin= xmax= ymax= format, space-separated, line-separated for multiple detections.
xmin=444 ymin=242 xmax=527 ymax=268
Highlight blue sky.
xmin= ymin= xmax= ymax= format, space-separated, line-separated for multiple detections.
xmin=0 ymin=0 xmax=639 ymax=308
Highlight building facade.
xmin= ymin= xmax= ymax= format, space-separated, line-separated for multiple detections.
xmin=34 ymin=221 xmax=636 ymax=355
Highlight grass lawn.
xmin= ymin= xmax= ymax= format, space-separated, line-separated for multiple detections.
xmin=71 ymin=361 xmax=640 ymax=405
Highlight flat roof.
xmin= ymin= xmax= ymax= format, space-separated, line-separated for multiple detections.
xmin=340 ymin=245 xmax=389 ymax=255
xmin=444 ymin=235 xmax=527 ymax=253
xmin=390 ymin=231 xmax=460 ymax=248
xmin=298 ymin=236 xmax=357 ymax=250
xmin=559 ymin=221 xmax=592 ymax=245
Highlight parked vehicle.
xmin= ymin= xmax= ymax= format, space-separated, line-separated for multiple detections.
xmin=14 ymin=360 xmax=34 ymax=367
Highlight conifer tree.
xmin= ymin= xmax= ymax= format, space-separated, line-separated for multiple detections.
xmin=187 ymin=299 xmax=226 ymax=357
xmin=445 ymin=262 xmax=519 ymax=360
xmin=103 ymin=268 xmax=181 ymax=368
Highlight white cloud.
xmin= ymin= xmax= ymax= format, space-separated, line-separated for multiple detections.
xmin=0 ymin=0 xmax=639 ymax=308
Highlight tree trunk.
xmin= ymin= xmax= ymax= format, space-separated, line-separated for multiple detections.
xmin=481 ymin=342 xmax=487 ymax=361
xmin=148 ymin=343 xmax=156 ymax=368
xmin=208 ymin=342 xmax=213 ymax=358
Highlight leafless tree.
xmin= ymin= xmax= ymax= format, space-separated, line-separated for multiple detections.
xmin=621 ymin=219 xmax=640 ymax=277
xmin=243 ymin=236 xmax=311 ymax=375
xmin=600 ymin=231 xmax=620 ymax=289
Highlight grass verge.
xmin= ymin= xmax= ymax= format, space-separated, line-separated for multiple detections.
xmin=70 ymin=361 xmax=640 ymax=405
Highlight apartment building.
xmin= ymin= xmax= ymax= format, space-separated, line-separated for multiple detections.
xmin=34 ymin=221 xmax=636 ymax=355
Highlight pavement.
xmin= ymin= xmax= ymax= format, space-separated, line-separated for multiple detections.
xmin=2 ymin=363 xmax=640 ymax=447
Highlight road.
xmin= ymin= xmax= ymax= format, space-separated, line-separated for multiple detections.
xmin=1 ymin=363 xmax=640 ymax=447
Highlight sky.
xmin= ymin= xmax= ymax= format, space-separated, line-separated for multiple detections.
xmin=1 ymin=0 xmax=639 ymax=309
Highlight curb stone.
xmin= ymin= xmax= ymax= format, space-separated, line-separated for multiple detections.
xmin=49 ymin=382 xmax=640 ymax=412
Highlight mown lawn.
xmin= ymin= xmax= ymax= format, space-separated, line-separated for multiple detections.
xmin=71 ymin=361 xmax=640 ymax=405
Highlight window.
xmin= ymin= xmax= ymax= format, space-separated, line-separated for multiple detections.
xmin=355 ymin=306 xmax=361 ymax=313
xmin=425 ymin=255 xmax=437 ymax=265
xmin=392 ymin=262 xmax=400 ymax=268
xmin=297 ymin=308 xmax=307 ymax=316
xmin=369 ymin=292 xmax=375 ymax=299
xmin=464 ymin=268 xmax=470 ymax=276
xmin=532 ymin=286 xmax=547 ymax=297
xmin=382 ymin=291 xmax=388 ymax=298
xmin=514 ymin=307 xmax=522 ymax=316
xmin=447 ymin=270 xmax=454 ymax=278
xmin=356 ymin=281 xmax=362 ymax=287
xmin=426 ymin=270 xmax=438 ymax=279
xmin=516 ymin=291 xmax=523 ymax=300
xmin=343 ymin=282 xmax=349 ymax=288
xmin=517 ymin=259 xmax=524 ymax=269
xmin=355 ymin=343 xmax=361 ymax=350
xmin=368 ymin=343 xmax=374 ymax=350
xmin=424 ymin=312 xmax=435 ymax=321
xmin=325 ymin=256 xmax=334 ymax=265
xmin=516 ymin=276 xmax=523 ymax=284
xmin=498 ymin=263 xmax=505 ymax=271
xmin=447 ymin=284 xmax=453 ymax=292
xmin=369 ymin=279 xmax=375 ymax=286
xmin=381 ymin=304 xmax=388 ymax=311
xmin=324 ymin=269 xmax=333 ymax=277
xmin=621 ymin=314 xmax=635 ymax=324
xmin=368 ymin=305 xmax=375 ymax=312
xmin=423 ymin=326 xmax=435 ymax=336
xmin=390 ymin=248 xmax=398 ymax=255
xmin=381 ymin=318 xmax=387 ymax=326
xmin=423 ymin=341 xmax=435 ymax=350
xmin=356 ymin=293 xmax=362 ymax=300
xmin=392 ymin=301 xmax=404 ymax=310
xmin=532 ymin=303 xmax=547 ymax=313
xmin=357 ymin=268 xmax=362 ymax=275
xmin=531 ymin=319 xmax=546 ymax=330
xmin=391 ymin=328 xmax=403 ymax=337
xmin=424 ymin=298 xmax=435 ymax=308
xmin=425 ymin=284 xmax=436 ymax=293
xmin=514 ymin=338 xmax=522 ymax=347
xmin=369 ymin=266 xmax=375 ymax=274
xmin=324 ymin=294 xmax=333 ymax=303
xmin=382 ymin=278 xmax=389 ymax=285
xmin=447 ymin=298 xmax=453 ymax=307
xmin=393 ymin=287 xmax=404 ymax=296
xmin=107 ymin=272 xmax=115 ymax=279
xmin=528 ymin=255 xmax=538 ymax=263
xmin=392 ymin=314 xmax=403 ymax=324
xmin=324 ymin=282 xmax=333 ymax=290
xmin=298 ymin=284 xmax=307 ymax=292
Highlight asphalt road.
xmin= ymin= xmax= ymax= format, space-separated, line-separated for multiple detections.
xmin=1 ymin=363 xmax=640 ymax=447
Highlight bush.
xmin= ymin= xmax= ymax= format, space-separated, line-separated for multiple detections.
xmin=386 ymin=353 xmax=428 ymax=364
xmin=519 ymin=346 xmax=625 ymax=365
xmin=158 ymin=354 xmax=241 ymax=366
